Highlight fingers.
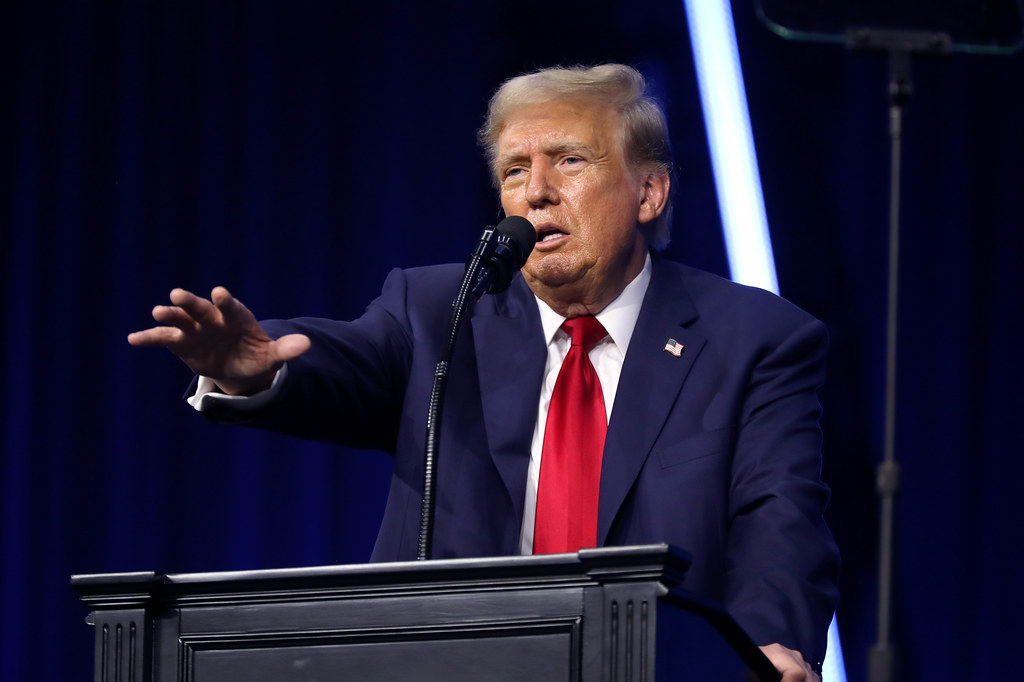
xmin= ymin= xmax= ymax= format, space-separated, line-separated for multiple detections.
xmin=127 ymin=325 xmax=184 ymax=347
xmin=136 ymin=287 xmax=242 ymax=333
xmin=759 ymin=643 xmax=818 ymax=682
xmin=128 ymin=288 xmax=223 ymax=348
xmin=128 ymin=288 xmax=290 ymax=375
xmin=165 ymin=287 xmax=255 ymax=332
xmin=151 ymin=304 xmax=198 ymax=328
xmin=169 ymin=288 xmax=221 ymax=326
xmin=211 ymin=286 xmax=257 ymax=328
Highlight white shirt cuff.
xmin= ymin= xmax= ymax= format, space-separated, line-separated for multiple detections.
xmin=187 ymin=364 xmax=288 ymax=412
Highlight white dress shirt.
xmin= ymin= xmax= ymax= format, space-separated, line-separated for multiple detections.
xmin=518 ymin=256 xmax=651 ymax=554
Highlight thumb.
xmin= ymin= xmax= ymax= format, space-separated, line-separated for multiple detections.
xmin=272 ymin=333 xmax=312 ymax=363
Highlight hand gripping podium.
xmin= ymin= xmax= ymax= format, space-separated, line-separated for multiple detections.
xmin=72 ymin=544 xmax=781 ymax=681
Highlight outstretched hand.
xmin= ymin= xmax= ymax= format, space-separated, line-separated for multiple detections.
xmin=127 ymin=287 xmax=310 ymax=395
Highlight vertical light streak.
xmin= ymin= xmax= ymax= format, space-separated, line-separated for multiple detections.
xmin=684 ymin=0 xmax=778 ymax=293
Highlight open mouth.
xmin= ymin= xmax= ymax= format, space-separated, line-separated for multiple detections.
xmin=537 ymin=226 xmax=569 ymax=244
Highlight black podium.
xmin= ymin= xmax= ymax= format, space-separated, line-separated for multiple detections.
xmin=72 ymin=544 xmax=780 ymax=681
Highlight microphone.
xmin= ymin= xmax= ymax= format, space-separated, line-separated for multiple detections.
xmin=468 ymin=215 xmax=536 ymax=300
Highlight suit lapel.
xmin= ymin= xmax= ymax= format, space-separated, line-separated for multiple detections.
xmin=597 ymin=262 xmax=706 ymax=545
xmin=470 ymin=276 xmax=546 ymax=526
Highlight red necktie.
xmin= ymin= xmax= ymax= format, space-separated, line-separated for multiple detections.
xmin=533 ymin=316 xmax=608 ymax=554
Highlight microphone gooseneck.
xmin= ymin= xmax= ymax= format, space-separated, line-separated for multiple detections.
xmin=418 ymin=216 xmax=536 ymax=560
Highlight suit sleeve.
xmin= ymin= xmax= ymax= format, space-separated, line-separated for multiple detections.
xmin=722 ymin=314 xmax=839 ymax=669
xmin=197 ymin=268 xmax=417 ymax=451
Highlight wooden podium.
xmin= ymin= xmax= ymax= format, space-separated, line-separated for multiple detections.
xmin=72 ymin=544 xmax=780 ymax=681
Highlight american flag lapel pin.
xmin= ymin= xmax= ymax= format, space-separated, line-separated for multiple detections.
xmin=663 ymin=338 xmax=684 ymax=357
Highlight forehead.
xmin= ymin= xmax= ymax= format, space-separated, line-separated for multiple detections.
xmin=496 ymin=98 xmax=624 ymax=156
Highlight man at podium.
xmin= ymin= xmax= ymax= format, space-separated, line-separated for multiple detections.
xmin=129 ymin=64 xmax=839 ymax=681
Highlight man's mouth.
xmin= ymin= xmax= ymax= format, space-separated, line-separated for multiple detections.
xmin=537 ymin=226 xmax=569 ymax=244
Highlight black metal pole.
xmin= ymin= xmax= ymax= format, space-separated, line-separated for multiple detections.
xmin=867 ymin=46 xmax=911 ymax=682
xmin=846 ymin=29 xmax=950 ymax=682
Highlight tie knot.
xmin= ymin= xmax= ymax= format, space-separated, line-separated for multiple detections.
xmin=562 ymin=316 xmax=607 ymax=351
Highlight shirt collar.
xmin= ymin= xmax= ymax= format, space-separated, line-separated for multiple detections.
xmin=535 ymin=253 xmax=652 ymax=354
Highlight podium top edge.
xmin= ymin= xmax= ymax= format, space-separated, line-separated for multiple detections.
xmin=71 ymin=544 xmax=692 ymax=602
xmin=70 ymin=571 xmax=162 ymax=587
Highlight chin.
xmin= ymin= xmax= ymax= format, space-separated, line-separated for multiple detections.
xmin=524 ymin=254 xmax=585 ymax=288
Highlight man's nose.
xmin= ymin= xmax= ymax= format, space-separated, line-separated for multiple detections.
xmin=525 ymin=163 xmax=559 ymax=207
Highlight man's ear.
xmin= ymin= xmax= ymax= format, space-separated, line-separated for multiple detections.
xmin=637 ymin=168 xmax=670 ymax=224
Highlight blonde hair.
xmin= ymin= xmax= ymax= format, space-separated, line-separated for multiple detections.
xmin=478 ymin=64 xmax=674 ymax=249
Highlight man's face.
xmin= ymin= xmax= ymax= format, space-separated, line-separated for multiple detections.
xmin=495 ymin=98 xmax=663 ymax=316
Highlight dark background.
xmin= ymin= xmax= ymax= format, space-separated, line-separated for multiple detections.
xmin=2 ymin=1 xmax=1022 ymax=680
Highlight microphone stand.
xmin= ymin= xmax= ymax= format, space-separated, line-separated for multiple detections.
xmin=417 ymin=227 xmax=503 ymax=560
xmin=846 ymin=27 xmax=950 ymax=682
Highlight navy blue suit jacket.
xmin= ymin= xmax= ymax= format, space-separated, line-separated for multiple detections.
xmin=204 ymin=256 xmax=839 ymax=664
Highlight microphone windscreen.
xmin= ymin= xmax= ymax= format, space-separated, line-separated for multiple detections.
xmin=495 ymin=215 xmax=537 ymax=267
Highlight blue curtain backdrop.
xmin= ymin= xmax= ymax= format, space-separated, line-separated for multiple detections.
xmin=2 ymin=1 xmax=1022 ymax=680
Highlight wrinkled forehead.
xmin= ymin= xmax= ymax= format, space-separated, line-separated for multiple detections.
xmin=499 ymin=91 xmax=623 ymax=132
xmin=494 ymin=97 xmax=627 ymax=160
